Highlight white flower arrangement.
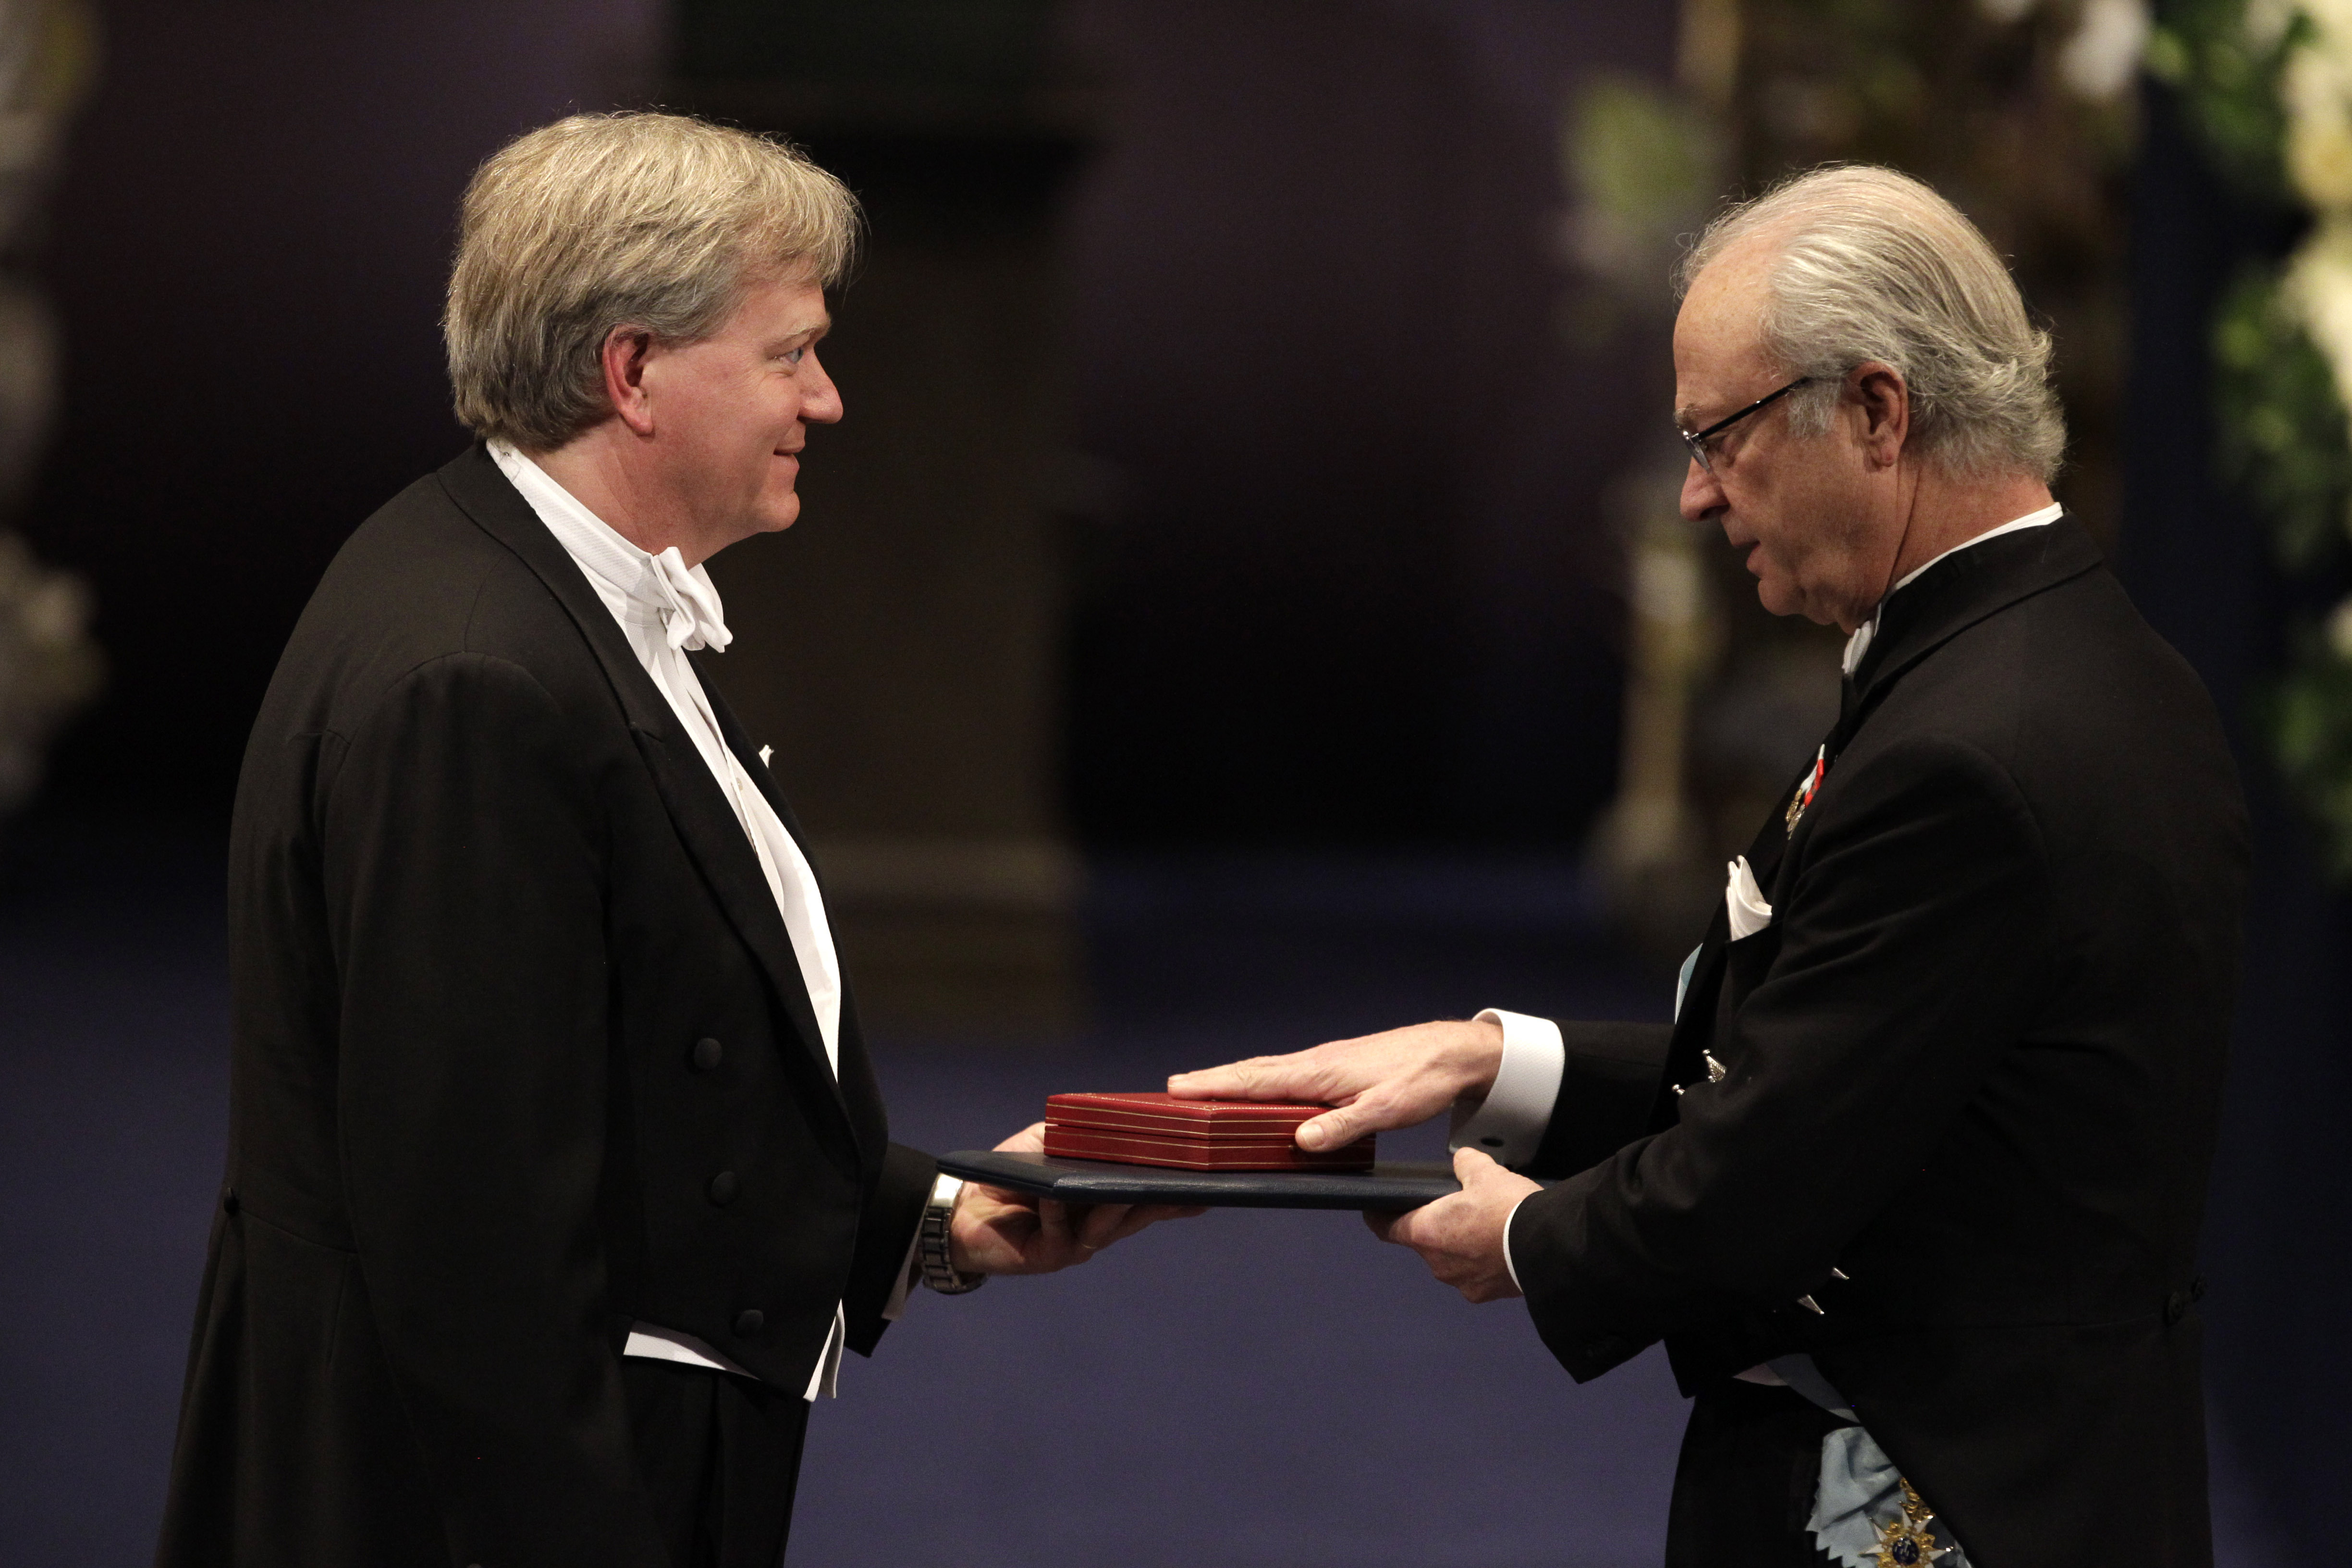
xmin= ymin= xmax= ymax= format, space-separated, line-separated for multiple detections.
xmin=2269 ymin=7 xmax=2352 ymax=721
xmin=2161 ymin=0 xmax=2352 ymax=874
xmin=2281 ymin=4 xmax=2352 ymax=503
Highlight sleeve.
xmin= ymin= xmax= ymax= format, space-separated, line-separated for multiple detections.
xmin=1509 ymin=735 xmax=2052 ymax=1381
xmin=876 ymin=1178 xmax=948 ymax=1324
xmin=842 ymin=1141 xmax=938 ymax=1356
xmin=322 ymin=652 xmax=670 ymax=1567
xmin=1450 ymin=1013 xmax=1673 ymax=1177
xmin=1523 ymin=1020 xmax=1674 ymax=1179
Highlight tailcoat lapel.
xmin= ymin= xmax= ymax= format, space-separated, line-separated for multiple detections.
xmin=432 ymin=446 xmax=857 ymax=1143
xmin=1646 ymin=518 xmax=2105 ymax=1132
xmin=1840 ymin=519 xmax=2104 ymax=745
xmin=1647 ymin=802 xmax=1786 ymax=1130
xmin=688 ymin=646 xmax=894 ymax=1181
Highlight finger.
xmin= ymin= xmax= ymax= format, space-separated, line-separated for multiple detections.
xmin=1037 ymin=1197 xmax=1077 ymax=1250
xmin=1170 ymin=1053 xmax=1335 ymax=1102
xmin=994 ymin=1121 xmax=1048 ymax=1154
xmin=1104 ymin=1202 xmax=1183 ymax=1235
xmin=1077 ymin=1203 xmax=1135 ymax=1250
xmin=1382 ymin=1199 xmax=1442 ymax=1252
xmin=1166 ymin=1057 xmax=1281 ymax=1100
xmin=1087 ymin=1212 xmax=1157 ymax=1250
xmin=1101 ymin=1201 xmax=1200 ymax=1241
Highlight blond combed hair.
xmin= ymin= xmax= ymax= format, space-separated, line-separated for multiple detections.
xmin=1678 ymin=165 xmax=2065 ymax=483
xmin=445 ymin=112 xmax=861 ymax=452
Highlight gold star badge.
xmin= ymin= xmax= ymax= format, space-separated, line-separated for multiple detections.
xmin=1873 ymin=1481 xmax=1951 ymax=1566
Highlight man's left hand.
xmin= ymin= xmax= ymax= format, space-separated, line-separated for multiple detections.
xmin=950 ymin=1122 xmax=1205 ymax=1275
xmin=1366 ymin=1147 xmax=1541 ymax=1303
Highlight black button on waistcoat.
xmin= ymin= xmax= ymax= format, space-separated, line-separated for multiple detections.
xmin=221 ymin=1188 xmax=238 ymax=1215
xmin=691 ymin=1037 xmax=723 ymax=1071
xmin=2164 ymin=1289 xmax=2189 ymax=1325
xmin=708 ymin=1171 xmax=739 ymax=1206
xmin=734 ymin=1309 xmax=764 ymax=1337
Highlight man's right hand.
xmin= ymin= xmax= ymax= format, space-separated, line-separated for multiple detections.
xmin=1166 ymin=1017 xmax=1506 ymax=1152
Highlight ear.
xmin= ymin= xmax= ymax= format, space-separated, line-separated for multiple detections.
xmin=1849 ymin=361 xmax=1910 ymax=470
xmin=599 ymin=327 xmax=658 ymax=438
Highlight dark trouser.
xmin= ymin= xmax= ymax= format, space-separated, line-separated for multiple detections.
xmin=621 ymin=1360 xmax=812 ymax=1568
xmin=1665 ymin=1379 xmax=1847 ymax=1567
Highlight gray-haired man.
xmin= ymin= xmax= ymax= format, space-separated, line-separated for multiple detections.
xmin=1177 ymin=167 xmax=2247 ymax=1567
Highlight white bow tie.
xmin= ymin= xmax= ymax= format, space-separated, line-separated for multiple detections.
xmin=646 ymin=547 xmax=732 ymax=653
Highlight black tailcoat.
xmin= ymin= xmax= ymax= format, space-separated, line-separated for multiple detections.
xmin=155 ymin=446 xmax=937 ymax=1568
xmin=1510 ymin=521 xmax=2247 ymax=1566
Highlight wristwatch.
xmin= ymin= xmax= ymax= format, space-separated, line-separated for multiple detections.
xmin=918 ymin=1174 xmax=986 ymax=1295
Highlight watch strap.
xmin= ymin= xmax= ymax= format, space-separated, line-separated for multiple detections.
xmin=919 ymin=1174 xmax=986 ymax=1295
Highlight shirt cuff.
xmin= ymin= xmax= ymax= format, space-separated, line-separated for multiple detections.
xmin=1448 ymin=1008 xmax=1565 ymax=1169
xmin=1501 ymin=1188 xmax=1535 ymax=1294
xmin=882 ymin=1174 xmax=963 ymax=1322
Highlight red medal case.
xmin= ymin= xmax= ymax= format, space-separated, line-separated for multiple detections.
xmin=1041 ymin=1091 xmax=1374 ymax=1171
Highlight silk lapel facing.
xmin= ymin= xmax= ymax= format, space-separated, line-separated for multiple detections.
xmin=432 ymin=445 xmax=857 ymax=1144
xmin=686 ymin=646 xmax=891 ymax=1181
xmin=625 ymin=724 xmax=854 ymax=1137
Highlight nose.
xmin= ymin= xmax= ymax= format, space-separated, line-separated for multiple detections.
xmin=801 ymin=346 xmax=844 ymax=425
xmin=1678 ymin=455 xmax=1725 ymax=524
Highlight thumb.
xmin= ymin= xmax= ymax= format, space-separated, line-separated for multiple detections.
xmin=1298 ymin=1103 xmax=1366 ymax=1152
xmin=1452 ymin=1145 xmax=1503 ymax=1183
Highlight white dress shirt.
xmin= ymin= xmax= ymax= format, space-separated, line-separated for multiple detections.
xmin=490 ymin=441 xmax=925 ymax=1400
xmin=1460 ymin=504 xmax=2065 ymax=1293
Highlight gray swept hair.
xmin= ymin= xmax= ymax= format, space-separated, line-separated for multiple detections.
xmin=1676 ymin=165 xmax=2064 ymax=482
xmin=445 ymin=111 xmax=861 ymax=452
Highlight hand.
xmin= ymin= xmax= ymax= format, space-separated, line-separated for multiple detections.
xmin=948 ymin=1122 xmax=1205 ymax=1275
xmin=1167 ymin=1017 xmax=1506 ymax=1152
xmin=1365 ymin=1147 xmax=1540 ymax=1304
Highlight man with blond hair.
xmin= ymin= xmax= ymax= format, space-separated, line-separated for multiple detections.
xmin=156 ymin=112 xmax=1187 ymax=1568
xmin=1178 ymin=166 xmax=2247 ymax=1565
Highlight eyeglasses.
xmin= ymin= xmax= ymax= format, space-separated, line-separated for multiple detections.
xmin=1677 ymin=377 xmax=1813 ymax=474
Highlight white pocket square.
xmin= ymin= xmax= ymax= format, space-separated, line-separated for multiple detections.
xmin=1726 ymin=855 xmax=1774 ymax=940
